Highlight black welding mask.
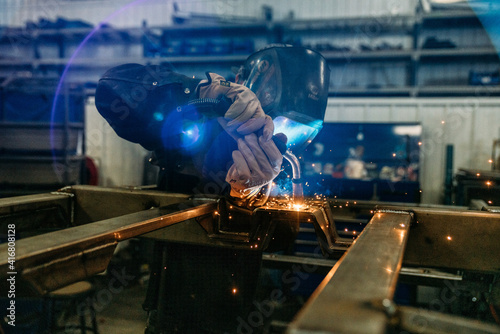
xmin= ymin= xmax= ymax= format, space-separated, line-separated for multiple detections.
xmin=242 ymin=45 xmax=330 ymax=152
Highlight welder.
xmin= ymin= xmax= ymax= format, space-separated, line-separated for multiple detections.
xmin=95 ymin=45 xmax=330 ymax=333
xmin=95 ymin=63 xmax=283 ymax=208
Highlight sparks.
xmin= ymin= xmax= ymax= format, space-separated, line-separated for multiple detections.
xmin=292 ymin=203 xmax=305 ymax=211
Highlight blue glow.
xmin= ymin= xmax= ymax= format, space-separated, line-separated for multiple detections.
xmin=181 ymin=123 xmax=201 ymax=148
xmin=160 ymin=107 xmax=208 ymax=154
xmin=153 ymin=112 xmax=164 ymax=122
xmin=273 ymin=116 xmax=322 ymax=151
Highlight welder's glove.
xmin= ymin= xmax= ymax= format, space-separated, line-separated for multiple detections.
xmin=225 ymin=130 xmax=285 ymax=199
xmin=198 ymin=72 xmax=270 ymax=138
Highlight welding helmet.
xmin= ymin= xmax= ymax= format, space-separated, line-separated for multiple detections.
xmin=240 ymin=45 xmax=330 ymax=152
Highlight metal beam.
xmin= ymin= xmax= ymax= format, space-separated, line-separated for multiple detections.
xmin=0 ymin=199 xmax=217 ymax=294
xmin=59 ymin=185 xmax=191 ymax=225
xmin=287 ymin=211 xmax=412 ymax=334
xmin=0 ymin=192 xmax=71 ymax=216
xmin=261 ymin=253 xmax=463 ymax=284
xmin=398 ymin=305 xmax=500 ymax=334
xmin=400 ymin=208 xmax=500 ymax=273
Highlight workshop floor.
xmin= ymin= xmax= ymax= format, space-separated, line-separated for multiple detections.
xmin=94 ymin=281 xmax=149 ymax=334
xmin=88 ymin=271 xmax=304 ymax=334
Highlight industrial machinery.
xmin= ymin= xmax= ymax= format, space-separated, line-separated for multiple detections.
xmin=1 ymin=183 xmax=500 ymax=333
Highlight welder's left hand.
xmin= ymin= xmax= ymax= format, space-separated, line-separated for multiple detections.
xmin=198 ymin=72 xmax=270 ymax=137
xmin=225 ymin=132 xmax=285 ymax=199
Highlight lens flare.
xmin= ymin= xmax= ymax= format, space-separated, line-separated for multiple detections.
xmin=51 ymin=0 xmax=150 ymax=168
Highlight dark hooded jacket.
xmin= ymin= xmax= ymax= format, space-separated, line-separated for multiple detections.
xmin=95 ymin=63 xmax=236 ymax=194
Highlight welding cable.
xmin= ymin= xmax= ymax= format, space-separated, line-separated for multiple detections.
xmin=489 ymin=280 xmax=500 ymax=325
xmin=490 ymin=303 xmax=500 ymax=326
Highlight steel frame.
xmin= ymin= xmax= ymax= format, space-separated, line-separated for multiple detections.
xmin=1 ymin=185 xmax=499 ymax=333
xmin=287 ymin=207 xmax=500 ymax=333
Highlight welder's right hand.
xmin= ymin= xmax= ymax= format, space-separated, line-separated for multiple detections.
xmin=226 ymin=132 xmax=285 ymax=199
xmin=198 ymin=72 xmax=269 ymax=137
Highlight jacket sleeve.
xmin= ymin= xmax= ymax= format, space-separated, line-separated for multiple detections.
xmin=95 ymin=63 xmax=201 ymax=151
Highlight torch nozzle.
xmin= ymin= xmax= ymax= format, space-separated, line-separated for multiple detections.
xmin=284 ymin=150 xmax=304 ymax=204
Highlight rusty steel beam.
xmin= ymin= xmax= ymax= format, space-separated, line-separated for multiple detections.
xmin=287 ymin=211 xmax=412 ymax=334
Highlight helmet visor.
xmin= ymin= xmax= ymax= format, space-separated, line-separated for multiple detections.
xmin=244 ymin=51 xmax=281 ymax=112
xmin=273 ymin=115 xmax=323 ymax=152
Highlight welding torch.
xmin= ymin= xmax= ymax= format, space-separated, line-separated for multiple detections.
xmin=190 ymin=96 xmax=304 ymax=206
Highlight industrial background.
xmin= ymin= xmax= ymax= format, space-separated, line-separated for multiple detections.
xmin=1 ymin=0 xmax=500 ymax=333
xmin=2 ymin=0 xmax=499 ymax=204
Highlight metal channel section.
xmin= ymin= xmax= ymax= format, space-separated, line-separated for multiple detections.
xmin=287 ymin=211 xmax=412 ymax=334
xmin=59 ymin=185 xmax=193 ymax=225
xmin=261 ymin=254 xmax=463 ymax=283
xmin=0 ymin=194 xmax=217 ymax=295
xmin=392 ymin=207 xmax=500 ymax=273
xmin=0 ymin=192 xmax=71 ymax=217
xmin=398 ymin=306 xmax=500 ymax=334
xmin=0 ymin=192 xmax=73 ymax=233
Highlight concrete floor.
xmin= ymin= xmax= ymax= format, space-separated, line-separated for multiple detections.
xmin=0 ymin=279 xmax=149 ymax=334
xmin=95 ymin=282 xmax=149 ymax=334
xmin=86 ymin=269 xmax=305 ymax=334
